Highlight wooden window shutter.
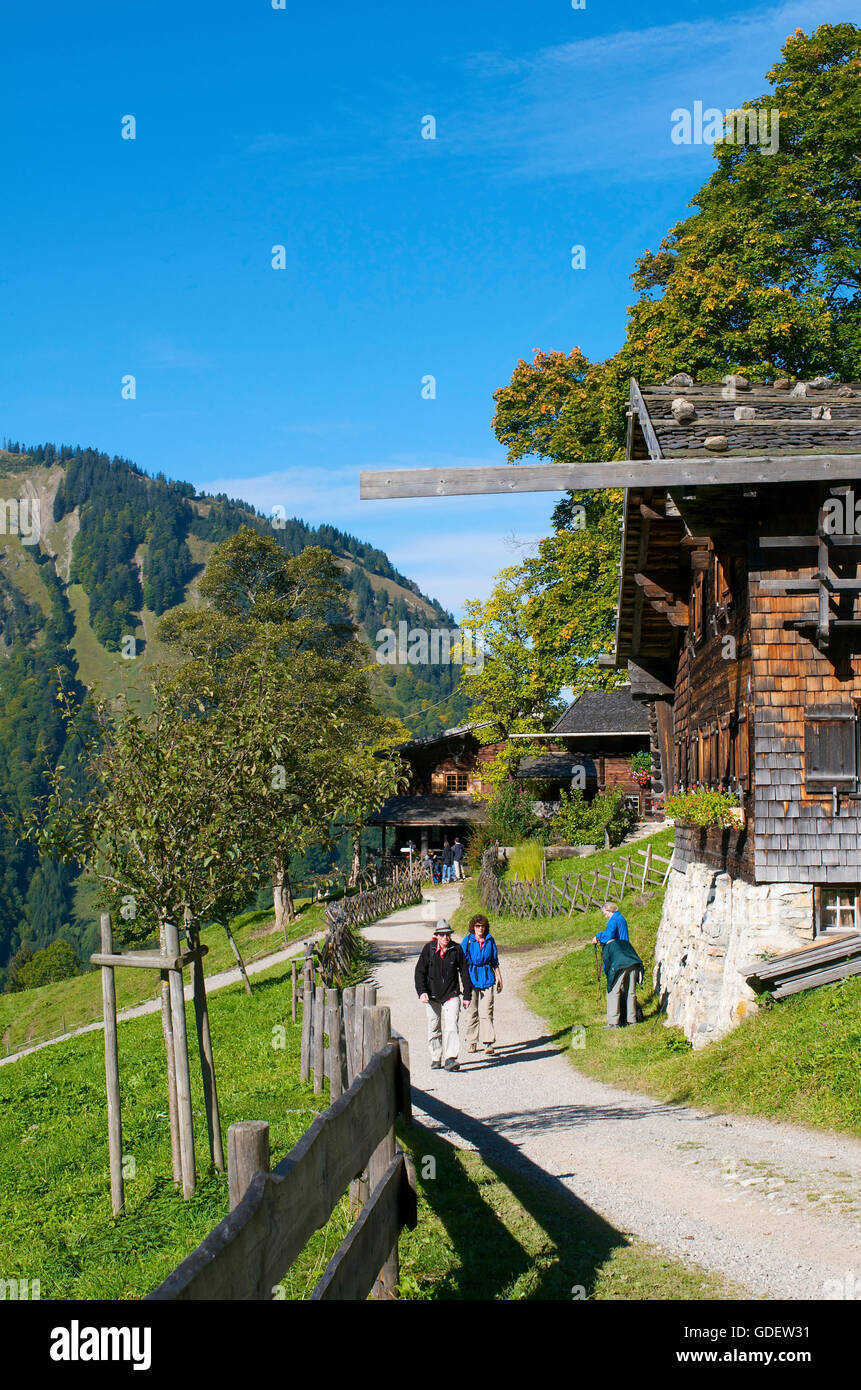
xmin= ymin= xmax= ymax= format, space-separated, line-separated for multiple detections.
xmin=736 ymin=714 xmax=750 ymax=789
xmin=804 ymin=706 xmax=858 ymax=788
xmin=714 ymin=553 xmax=732 ymax=610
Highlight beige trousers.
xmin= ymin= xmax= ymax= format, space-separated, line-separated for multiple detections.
xmin=465 ymin=985 xmax=496 ymax=1048
xmin=425 ymin=997 xmax=461 ymax=1063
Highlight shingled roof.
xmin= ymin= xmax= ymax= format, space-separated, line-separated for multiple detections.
xmin=549 ymin=687 xmax=650 ymax=736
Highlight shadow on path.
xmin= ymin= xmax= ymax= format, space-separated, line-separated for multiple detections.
xmin=404 ymin=1087 xmax=637 ymax=1299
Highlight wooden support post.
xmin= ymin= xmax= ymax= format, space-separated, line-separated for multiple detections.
xmin=313 ymin=986 xmax=325 ymax=1095
xmin=159 ymin=966 xmax=182 ymax=1186
xmin=223 ymin=922 xmax=253 ymax=996
xmin=300 ymin=970 xmax=313 ymax=1084
xmin=291 ymin=960 xmax=297 ymax=1024
xmin=100 ymin=913 xmax=124 ymax=1217
xmin=366 ymin=1005 xmax=398 ymax=1299
xmin=642 ymin=843 xmax=652 ymax=891
xmin=227 ymin=1121 xmax=269 ymax=1211
xmin=326 ymin=988 xmax=345 ymax=1100
xmin=163 ymin=919 xmax=196 ymax=1198
xmin=396 ymin=1035 xmax=412 ymax=1125
xmin=619 ymin=857 xmax=630 ymax=900
xmin=187 ymin=918 xmax=224 ymax=1172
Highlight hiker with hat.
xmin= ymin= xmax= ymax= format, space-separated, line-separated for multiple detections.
xmin=414 ymin=919 xmax=472 ymax=1071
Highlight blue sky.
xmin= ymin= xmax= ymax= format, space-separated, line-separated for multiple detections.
xmin=1 ymin=0 xmax=850 ymax=615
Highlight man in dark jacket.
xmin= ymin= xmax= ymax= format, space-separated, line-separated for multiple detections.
xmin=414 ymin=920 xmax=472 ymax=1070
xmin=441 ymin=840 xmax=454 ymax=883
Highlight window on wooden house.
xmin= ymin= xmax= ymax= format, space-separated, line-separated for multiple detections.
xmin=698 ymin=728 xmax=710 ymax=785
xmin=690 ymin=736 xmax=699 ymax=784
xmin=804 ymin=706 xmax=859 ymax=790
xmin=718 ymin=715 xmax=732 ymax=785
xmin=691 ymin=570 xmax=705 ymax=643
xmin=445 ymin=772 xmax=469 ymax=792
xmin=714 ymin=553 xmax=732 ymax=613
xmin=733 ymin=713 xmax=751 ymax=789
xmin=817 ymin=888 xmax=859 ymax=935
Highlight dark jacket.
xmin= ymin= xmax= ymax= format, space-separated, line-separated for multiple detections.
xmin=415 ymin=940 xmax=472 ymax=1003
xmin=441 ymin=845 xmax=453 ymax=866
xmin=461 ymin=932 xmax=499 ymax=990
xmin=452 ymin=841 xmax=464 ymax=861
xmin=601 ymin=937 xmax=643 ymax=993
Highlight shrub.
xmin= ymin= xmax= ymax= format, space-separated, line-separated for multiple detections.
xmin=550 ymin=787 xmax=636 ymax=848
xmin=508 ymin=840 xmax=545 ymax=882
xmin=484 ymin=780 xmax=546 ymax=846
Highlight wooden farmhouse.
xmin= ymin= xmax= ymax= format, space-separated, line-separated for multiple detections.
xmin=368 ymin=724 xmax=499 ymax=860
xmin=512 ymin=687 xmax=653 ymax=816
xmin=361 ymin=378 xmax=861 ymax=1043
xmin=607 ymin=375 xmax=861 ymax=1042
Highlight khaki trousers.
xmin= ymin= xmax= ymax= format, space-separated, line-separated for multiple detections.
xmin=425 ymin=996 xmax=461 ymax=1063
xmin=607 ymin=967 xmax=638 ymax=1026
xmin=465 ymin=985 xmax=496 ymax=1048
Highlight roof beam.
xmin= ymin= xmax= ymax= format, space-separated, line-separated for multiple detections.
xmin=360 ymin=454 xmax=861 ymax=500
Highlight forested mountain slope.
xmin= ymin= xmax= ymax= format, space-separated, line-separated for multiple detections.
xmin=0 ymin=443 xmax=471 ymax=972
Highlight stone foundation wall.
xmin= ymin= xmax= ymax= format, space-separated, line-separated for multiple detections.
xmin=654 ymin=862 xmax=814 ymax=1046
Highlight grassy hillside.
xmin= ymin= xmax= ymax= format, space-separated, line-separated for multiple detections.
xmin=452 ymin=830 xmax=861 ymax=1138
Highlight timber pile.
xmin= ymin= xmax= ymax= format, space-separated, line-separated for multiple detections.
xmin=743 ymin=932 xmax=861 ymax=999
xmin=479 ymin=842 xmax=672 ymax=920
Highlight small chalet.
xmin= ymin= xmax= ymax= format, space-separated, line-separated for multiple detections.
xmin=368 ymin=724 xmax=500 ymax=859
xmin=610 ymin=374 xmax=861 ymax=1042
xmin=513 ymin=687 xmax=653 ymax=814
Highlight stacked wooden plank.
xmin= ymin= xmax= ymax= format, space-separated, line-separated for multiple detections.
xmin=742 ymin=933 xmax=861 ymax=998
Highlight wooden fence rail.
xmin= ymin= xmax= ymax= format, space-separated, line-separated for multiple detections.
xmin=479 ymin=842 xmax=674 ymax=921
xmin=325 ymin=867 xmax=423 ymax=937
xmin=148 ymin=991 xmax=414 ymax=1302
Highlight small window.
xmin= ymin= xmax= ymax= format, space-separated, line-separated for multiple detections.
xmin=714 ymin=553 xmax=732 ymax=612
xmin=445 ymin=772 xmax=468 ymax=792
xmin=804 ymin=706 xmax=858 ymax=789
xmin=819 ymin=888 xmax=859 ymax=935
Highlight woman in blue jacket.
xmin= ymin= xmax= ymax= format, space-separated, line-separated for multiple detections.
xmin=462 ymin=913 xmax=503 ymax=1057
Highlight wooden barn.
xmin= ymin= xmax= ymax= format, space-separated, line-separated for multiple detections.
xmin=606 ymin=374 xmax=861 ymax=1041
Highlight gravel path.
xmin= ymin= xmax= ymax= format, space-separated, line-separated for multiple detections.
xmin=366 ymin=886 xmax=861 ymax=1301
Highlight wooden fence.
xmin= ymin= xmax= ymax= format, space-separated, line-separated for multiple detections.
xmin=479 ymin=842 xmax=674 ymax=920
xmin=324 ymin=865 xmax=423 ymax=934
xmin=148 ymin=987 xmax=415 ymax=1301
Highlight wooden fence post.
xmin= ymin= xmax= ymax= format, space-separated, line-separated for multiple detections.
xmin=159 ymin=966 xmax=182 ymax=1186
xmin=228 ymin=1121 xmax=269 ymax=1211
xmin=342 ymin=986 xmax=357 ymax=1085
xmin=366 ymin=1005 xmax=398 ymax=1299
xmin=642 ymin=843 xmax=652 ymax=891
xmin=100 ymin=913 xmax=124 ymax=1217
xmin=291 ymin=960 xmax=297 ymax=1024
xmin=313 ymin=986 xmax=325 ymax=1095
xmin=163 ymin=919 xmax=196 ymax=1199
xmin=300 ymin=955 xmax=313 ymax=1083
xmin=350 ymin=984 xmax=377 ymax=1213
xmin=326 ymin=988 xmax=345 ymax=1100
xmin=187 ymin=916 xmax=224 ymax=1173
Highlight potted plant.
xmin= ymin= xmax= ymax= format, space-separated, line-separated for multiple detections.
xmin=630 ymin=751 xmax=652 ymax=788
xmin=664 ymin=785 xmax=742 ymax=829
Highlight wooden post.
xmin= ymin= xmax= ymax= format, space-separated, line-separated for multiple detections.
xmin=367 ymin=1005 xmax=398 ymax=1299
xmin=163 ymin=919 xmax=196 ymax=1198
xmin=342 ymin=986 xmax=357 ymax=1085
xmin=227 ymin=1121 xmax=269 ymax=1211
xmin=187 ymin=918 xmax=224 ymax=1172
xmin=100 ymin=913 xmax=124 ymax=1217
xmin=396 ymin=1034 xmax=412 ymax=1125
xmin=159 ymin=967 xmax=182 ymax=1186
xmin=291 ymin=960 xmax=297 ymax=1024
xmin=642 ymin=843 xmax=652 ymax=891
xmin=313 ymin=986 xmax=325 ymax=1095
xmin=300 ymin=970 xmax=313 ymax=1083
xmin=349 ymin=986 xmax=376 ymax=1214
xmin=326 ymin=988 xmax=345 ymax=1100
xmin=618 ymin=857 xmax=630 ymax=900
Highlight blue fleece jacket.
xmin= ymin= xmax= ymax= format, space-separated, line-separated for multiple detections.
xmin=461 ymin=932 xmax=499 ymax=990
xmin=596 ymin=910 xmax=629 ymax=945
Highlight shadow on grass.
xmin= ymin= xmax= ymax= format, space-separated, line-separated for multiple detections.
xmin=403 ymin=1088 xmax=635 ymax=1300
